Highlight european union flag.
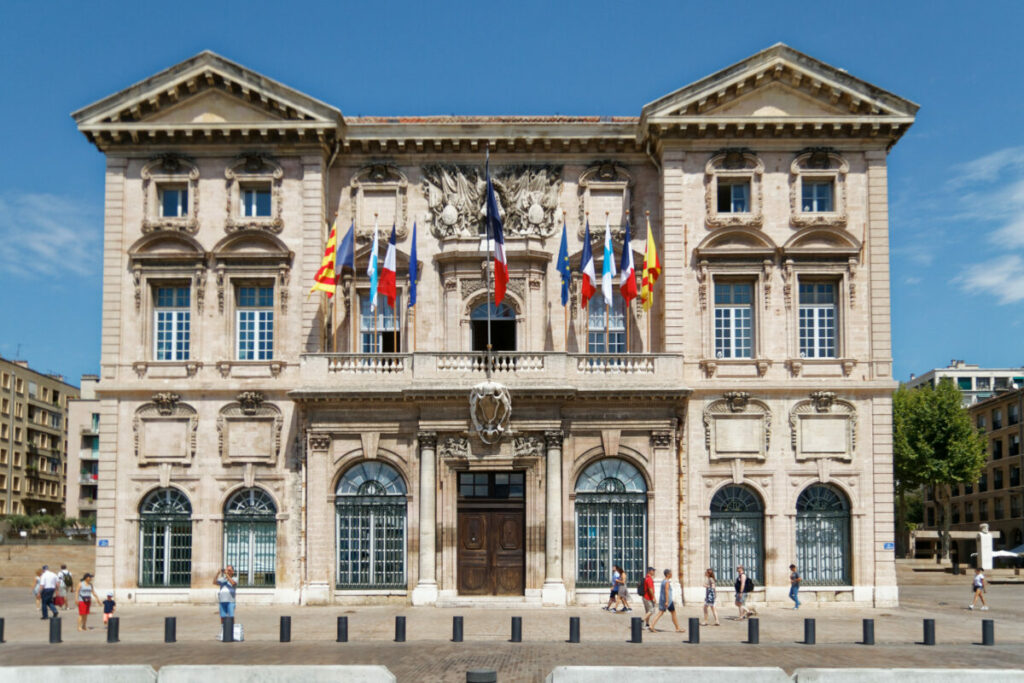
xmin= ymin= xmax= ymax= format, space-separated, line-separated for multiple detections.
xmin=408 ymin=222 xmax=418 ymax=308
xmin=557 ymin=220 xmax=571 ymax=307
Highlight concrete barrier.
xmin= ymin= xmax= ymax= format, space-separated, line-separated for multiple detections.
xmin=158 ymin=666 xmax=396 ymax=683
xmin=793 ymin=669 xmax=1024 ymax=682
xmin=0 ymin=666 xmax=156 ymax=682
xmin=545 ymin=667 xmax=791 ymax=683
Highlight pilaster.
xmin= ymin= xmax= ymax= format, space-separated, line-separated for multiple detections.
xmin=542 ymin=430 xmax=567 ymax=606
xmin=411 ymin=431 xmax=439 ymax=605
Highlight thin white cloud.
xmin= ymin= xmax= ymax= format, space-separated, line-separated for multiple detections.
xmin=947 ymin=146 xmax=1024 ymax=189
xmin=955 ymin=255 xmax=1024 ymax=304
xmin=903 ymin=276 xmax=922 ymax=285
xmin=0 ymin=192 xmax=100 ymax=278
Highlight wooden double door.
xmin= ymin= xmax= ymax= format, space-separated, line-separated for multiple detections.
xmin=457 ymin=502 xmax=525 ymax=595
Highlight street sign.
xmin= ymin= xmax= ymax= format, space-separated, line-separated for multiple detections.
xmin=98 ymin=539 xmax=109 ymax=547
xmin=883 ymin=542 xmax=895 ymax=550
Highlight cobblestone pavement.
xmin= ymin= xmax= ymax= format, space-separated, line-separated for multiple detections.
xmin=1 ymin=567 xmax=1021 ymax=681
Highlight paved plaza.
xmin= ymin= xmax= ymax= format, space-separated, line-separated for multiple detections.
xmin=1 ymin=565 xmax=1022 ymax=681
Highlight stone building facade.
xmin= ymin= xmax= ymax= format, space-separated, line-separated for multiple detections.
xmin=66 ymin=375 xmax=101 ymax=522
xmin=73 ymin=44 xmax=916 ymax=606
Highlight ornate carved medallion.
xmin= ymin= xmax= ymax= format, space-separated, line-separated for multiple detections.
xmin=469 ymin=381 xmax=512 ymax=445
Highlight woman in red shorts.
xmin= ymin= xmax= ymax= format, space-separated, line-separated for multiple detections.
xmin=76 ymin=573 xmax=96 ymax=631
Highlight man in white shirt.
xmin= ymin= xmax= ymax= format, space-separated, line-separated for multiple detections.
xmin=39 ymin=565 xmax=59 ymax=619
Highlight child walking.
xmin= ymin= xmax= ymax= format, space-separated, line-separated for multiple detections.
xmin=102 ymin=593 xmax=116 ymax=627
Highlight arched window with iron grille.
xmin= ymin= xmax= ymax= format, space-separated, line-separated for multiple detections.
xmin=574 ymin=458 xmax=647 ymax=588
xmin=796 ymin=484 xmax=851 ymax=585
xmin=335 ymin=461 xmax=407 ymax=588
xmin=709 ymin=485 xmax=764 ymax=584
xmin=139 ymin=488 xmax=192 ymax=587
xmin=224 ymin=488 xmax=277 ymax=587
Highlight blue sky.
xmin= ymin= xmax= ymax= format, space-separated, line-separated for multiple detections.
xmin=1 ymin=0 xmax=1022 ymax=385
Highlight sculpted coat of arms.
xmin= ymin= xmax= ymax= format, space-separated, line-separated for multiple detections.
xmin=469 ymin=381 xmax=512 ymax=445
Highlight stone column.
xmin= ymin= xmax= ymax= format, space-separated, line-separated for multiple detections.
xmin=303 ymin=434 xmax=332 ymax=605
xmin=542 ymin=430 xmax=567 ymax=605
xmin=411 ymin=431 xmax=439 ymax=605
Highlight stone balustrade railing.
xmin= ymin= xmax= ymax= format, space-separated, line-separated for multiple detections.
xmin=325 ymin=353 xmax=408 ymax=374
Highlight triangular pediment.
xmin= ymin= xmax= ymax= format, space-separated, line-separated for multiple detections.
xmin=641 ymin=43 xmax=918 ymax=130
xmin=145 ymin=89 xmax=286 ymax=125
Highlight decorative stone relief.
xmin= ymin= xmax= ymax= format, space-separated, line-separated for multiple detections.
xmin=790 ymin=393 xmax=856 ymax=461
xmin=703 ymin=395 xmax=771 ymax=460
xmin=439 ymin=435 xmax=469 ymax=459
xmin=217 ymin=391 xmax=283 ymax=464
xmin=193 ymin=267 xmax=206 ymax=315
xmin=650 ymin=431 xmax=675 ymax=448
xmin=417 ymin=431 xmax=438 ymax=451
xmin=224 ymin=153 xmax=284 ymax=233
xmin=782 ymin=259 xmax=794 ymax=308
xmin=544 ymin=430 xmax=563 ymax=449
xmin=308 ymin=434 xmax=332 ymax=452
xmin=577 ymin=162 xmax=634 ymax=239
xmin=133 ymin=393 xmax=198 ymax=465
xmin=513 ymin=435 xmax=544 ymax=458
xmin=470 ymin=381 xmax=512 ymax=445
xmin=141 ymin=154 xmax=200 ymax=234
xmin=697 ymin=261 xmax=709 ymax=310
xmin=704 ymin=149 xmax=764 ymax=229
xmin=350 ymin=164 xmax=409 ymax=242
xmin=459 ymin=277 xmax=526 ymax=303
xmin=789 ymin=148 xmax=849 ymax=228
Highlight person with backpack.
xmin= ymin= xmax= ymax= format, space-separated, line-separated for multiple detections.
xmin=734 ymin=565 xmax=755 ymax=619
xmin=56 ymin=564 xmax=74 ymax=611
xmin=640 ymin=567 xmax=656 ymax=629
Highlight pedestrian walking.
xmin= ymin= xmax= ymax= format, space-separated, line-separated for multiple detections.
xmin=214 ymin=565 xmax=238 ymax=624
xmin=56 ymin=564 xmax=74 ymax=610
xmin=32 ymin=568 xmax=43 ymax=609
xmin=648 ymin=568 xmax=683 ymax=633
xmin=969 ymin=567 xmax=988 ymax=610
xmin=76 ymin=573 xmax=96 ymax=631
xmin=789 ymin=563 xmax=802 ymax=610
xmin=641 ymin=567 xmax=657 ymax=629
xmin=38 ymin=565 xmax=59 ymax=619
xmin=617 ymin=567 xmax=632 ymax=612
xmin=603 ymin=565 xmax=623 ymax=612
xmin=733 ymin=565 xmax=754 ymax=619
xmin=102 ymin=593 xmax=116 ymax=628
xmin=702 ymin=568 xmax=720 ymax=626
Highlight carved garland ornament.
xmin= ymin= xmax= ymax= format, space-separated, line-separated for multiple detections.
xmin=141 ymin=154 xmax=200 ymax=234
xmin=133 ymin=393 xmax=198 ymax=462
xmin=704 ymin=149 xmax=764 ymax=229
xmin=224 ymin=153 xmax=285 ymax=233
xmin=216 ymin=391 xmax=283 ymax=463
xmin=702 ymin=394 xmax=772 ymax=460
xmin=459 ymin=277 xmax=526 ymax=304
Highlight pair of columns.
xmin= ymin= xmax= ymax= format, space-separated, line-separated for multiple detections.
xmin=411 ymin=430 xmax=566 ymax=606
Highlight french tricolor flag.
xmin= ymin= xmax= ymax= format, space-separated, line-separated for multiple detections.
xmin=619 ymin=216 xmax=637 ymax=305
xmin=378 ymin=223 xmax=398 ymax=309
xmin=580 ymin=220 xmax=597 ymax=308
xmin=484 ymin=164 xmax=509 ymax=307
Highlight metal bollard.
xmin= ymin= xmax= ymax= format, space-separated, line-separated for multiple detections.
xmin=0 ymin=616 xmax=5 ymax=643
xmin=222 ymin=617 xmax=234 ymax=643
xmin=49 ymin=616 xmax=61 ymax=644
xmin=568 ymin=616 xmax=580 ymax=643
xmin=106 ymin=616 xmax=120 ymax=643
xmin=804 ymin=618 xmax=816 ymax=645
xmin=688 ymin=617 xmax=700 ymax=644
xmin=452 ymin=616 xmax=464 ymax=642
xmin=862 ymin=618 xmax=875 ymax=645
xmin=280 ymin=616 xmax=291 ymax=643
xmin=922 ymin=618 xmax=935 ymax=646
xmin=337 ymin=616 xmax=348 ymax=643
xmin=466 ymin=671 xmax=498 ymax=683
xmin=395 ymin=615 xmax=406 ymax=642
xmin=982 ymin=619 xmax=994 ymax=646
xmin=164 ymin=617 xmax=176 ymax=643
xmin=510 ymin=616 xmax=522 ymax=643
xmin=630 ymin=617 xmax=643 ymax=643
xmin=746 ymin=617 xmax=759 ymax=644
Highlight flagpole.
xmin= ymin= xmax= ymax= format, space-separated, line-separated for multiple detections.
xmin=584 ymin=211 xmax=590 ymax=354
xmin=331 ymin=214 xmax=339 ymax=353
xmin=604 ymin=211 xmax=611 ymax=354
xmin=484 ymin=144 xmax=494 ymax=378
xmin=625 ymin=209 xmax=631 ymax=354
xmin=647 ymin=210 xmax=653 ymax=353
xmin=373 ymin=213 xmax=379 ymax=353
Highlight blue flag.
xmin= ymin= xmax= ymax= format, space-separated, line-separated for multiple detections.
xmin=408 ymin=222 xmax=418 ymax=308
xmin=557 ymin=220 xmax=570 ymax=307
xmin=336 ymin=221 xmax=355 ymax=273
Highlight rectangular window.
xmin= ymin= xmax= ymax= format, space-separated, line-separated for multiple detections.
xmin=993 ymin=439 xmax=1003 ymax=460
xmin=1010 ymin=403 xmax=1020 ymax=425
xmin=977 ymin=414 xmax=987 ymax=430
xmin=992 ymin=409 xmax=1003 ymax=430
xmin=964 ymin=502 xmax=973 ymax=524
xmin=951 ymin=504 xmax=960 ymax=524
xmin=957 ymin=377 xmax=972 ymax=391
xmin=360 ymin=293 xmax=401 ymax=353
xmin=159 ymin=185 xmax=188 ymax=217
xmin=714 ymin=282 xmax=753 ymax=359
xmin=798 ymin=282 xmax=837 ymax=358
xmin=994 ymin=468 xmax=1004 ymax=490
xmin=978 ymin=473 xmax=988 ymax=493
xmin=240 ymin=185 xmax=272 ymax=217
xmin=28 ymin=381 xmax=37 ymax=398
xmin=236 ymin=286 xmax=274 ymax=361
xmin=15 ymin=378 xmax=23 ymax=394
xmin=979 ymin=500 xmax=988 ymax=522
xmin=587 ymin=292 xmax=626 ymax=353
xmin=801 ymin=180 xmax=834 ymax=212
xmin=717 ymin=180 xmax=750 ymax=213
xmin=995 ymin=377 xmax=1010 ymax=390
xmin=964 ymin=482 xmax=973 ymax=495
xmin=154 ymin=286 xmax=191 ymax=361
xmin=976 ymin=377 xmax=991 ymax=390
xmin=1011 ymin=494 xmax=1022 ymax=519
xmin=457 ymin=472 xmax=525 ymax=499
xmin=926 ymin=507 xmax=935 ymax=527
xmin=1011 ymin=466 xmax=1021 ymax=488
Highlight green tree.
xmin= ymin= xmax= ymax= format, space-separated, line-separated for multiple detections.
xmin=893 ymin=384 xmax=922 ymax=556
xmin=893 ymin=379 xmax=986 ymax=561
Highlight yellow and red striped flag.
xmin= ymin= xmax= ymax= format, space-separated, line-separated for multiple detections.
xmin=309 ymin=220 xmax=338 ymax=298
xmin=640 ymin=216 xmax=661 ymax=311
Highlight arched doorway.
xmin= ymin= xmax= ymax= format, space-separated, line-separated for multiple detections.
xmin=574 ymin=458 xmax=647 ymax=587
xmin=471 ymin=302 xmax=516 ymax=351
xmin=796 ymin=484 xmax=851 ymax=585
xmin=224 ymin=488 xmax=277 ymax=587
xmin=709 ymin=484 xmax=764 ymax=584
xmin=335 ymin=461 xmax=408 ymax=588
xmin=139 ymin=488 xmax=192 ymax=587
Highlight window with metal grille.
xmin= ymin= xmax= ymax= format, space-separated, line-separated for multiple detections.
xmin=796 ymin=484 xmax=850 ymax=586
xmin=714 ymin=283 xmax=753 ymax=358
xmin=236 ymin=286 xmax=274 ymax=360
xmin=574 ymin=458 xmax=647 ymax=588
xmin=139 ymin=488 xmax=192 ymax=587
xmin=709 ymin=485 xmax=764 ymax=585
xmin=335 ymin=461 xmax=407 ymax=589
xmin=224 ymin=488 xmax=277 ymax=587
xmin=587 ymin=292 xmax=626 ymax=353
xmin=360 ymin=293 xmax=401 ymax=353
xmin=154 ymin=287 xmax=190 ymax=361
xmin=798 ymin=283 xmax=836 ymax=358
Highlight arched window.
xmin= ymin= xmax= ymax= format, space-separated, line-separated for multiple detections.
xmin=336 ymin=461 xmax=407 ymax=588
xmin=224 ymin=488 xmax=277 ymax=587
xmin=796 ymin=484 xmax=851 ymax=585
xmin=575 ymin=458 xmax=647 ymax=587
xmin=139 ymin=488 xmax=192 ymax=587
xmin=471 ymin=302 xmax=516 ymax=352
xmin=709 ymin=485 xmax=764 ymax=584
xmin=587 ymin=292 xmax=625 ymax=353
